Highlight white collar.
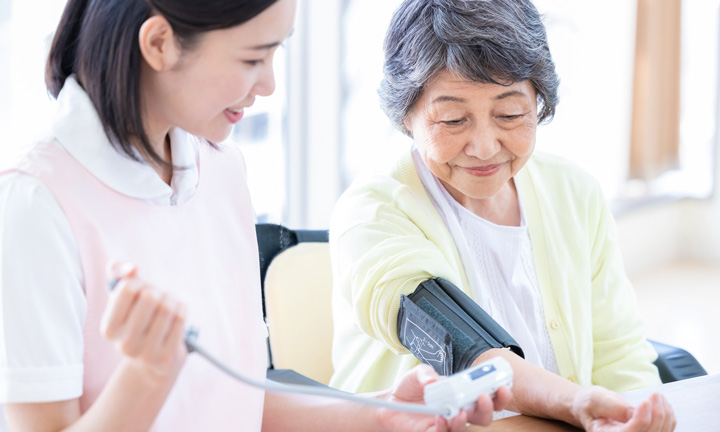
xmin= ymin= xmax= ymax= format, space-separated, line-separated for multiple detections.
xmin=51 ymin=76 xmax=199 ymax=205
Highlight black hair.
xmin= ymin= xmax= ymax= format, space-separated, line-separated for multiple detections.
xmin=46 ymin=0 xmax=278 ymax=166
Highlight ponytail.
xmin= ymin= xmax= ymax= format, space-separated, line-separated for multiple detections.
xmin=46 ymin=0 xmax=91 ymax=98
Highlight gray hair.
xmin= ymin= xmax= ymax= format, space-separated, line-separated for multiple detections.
xmin=379 ymin=0 xmax=560 ymax=136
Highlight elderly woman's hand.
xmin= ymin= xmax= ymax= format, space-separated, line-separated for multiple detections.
xmin=376 ymin=364 xmax=512 ymax=432
xmin=571 ymin=386 xmax=676 ymax=432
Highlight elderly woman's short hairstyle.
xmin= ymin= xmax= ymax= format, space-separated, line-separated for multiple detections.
xmin=380 ymin=0 xmax=559 ymax=136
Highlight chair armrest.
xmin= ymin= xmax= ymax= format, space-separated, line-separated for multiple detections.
xmin=267 ymin=368 xmax=331 ymax=388
xmin=649 ymin=339 xmax=707 ymax=383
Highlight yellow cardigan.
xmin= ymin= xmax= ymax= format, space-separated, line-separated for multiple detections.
xmin=329 ymin=150 xmax=660 ymax=393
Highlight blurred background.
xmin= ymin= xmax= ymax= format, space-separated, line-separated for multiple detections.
xmin=0 ymin=0 xmax=718 ymax=379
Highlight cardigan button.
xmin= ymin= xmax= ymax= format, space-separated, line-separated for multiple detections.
xmin=550 ymin=320 xmax=560 ymax=330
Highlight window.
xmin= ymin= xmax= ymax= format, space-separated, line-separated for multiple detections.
xmin=657 ymin=0 xmax=719 ymax=199
xmin=531 ymin=0 xmax=638 ymax=199
xmin=234 ymin=47 xmax=287 ymax=224
xmin=624 ymin=0 xmax=719 ymax=202
xmin=0 ymin=0 xmax=67 ymax=166
xmin=341 ymin=0 xmax=409 ymax=186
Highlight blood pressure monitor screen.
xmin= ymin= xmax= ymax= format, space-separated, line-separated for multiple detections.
xmin=469 ymin=364 xmax=496 ymax=380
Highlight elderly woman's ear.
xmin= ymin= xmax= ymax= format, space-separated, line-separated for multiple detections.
xmin=402 ymin=115 xmax=414 ymax=138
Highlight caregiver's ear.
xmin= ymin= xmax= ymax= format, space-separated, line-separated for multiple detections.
xmin=138 ymin=15 xmax=181 ymax=72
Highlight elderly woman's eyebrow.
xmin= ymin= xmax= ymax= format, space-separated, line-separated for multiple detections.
xmin=431 ymin=90 xmax=528 ymax=106
xmin=431 ymin=95 xmax=467 ymax=104
xmin=495 ymin=90 xmax=528 ymax=100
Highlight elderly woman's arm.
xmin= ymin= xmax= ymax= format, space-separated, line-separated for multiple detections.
xmin=588 ymin=187 xmax=661 ymax=392
xmin=330 ymin=174 xmax=468 ymax=353
xmin=473 ymin=349 xmax=675 ymax=431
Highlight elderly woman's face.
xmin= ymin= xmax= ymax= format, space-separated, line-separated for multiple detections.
xmin=406 ymin=71 xmax=537 ymax=208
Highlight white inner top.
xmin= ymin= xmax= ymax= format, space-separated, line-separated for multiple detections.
xmin=411 ymin=147 xmax=559 ymax=375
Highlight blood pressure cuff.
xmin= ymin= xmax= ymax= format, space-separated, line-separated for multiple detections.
xmin=397 ymin=277 xmax=524 ymax=375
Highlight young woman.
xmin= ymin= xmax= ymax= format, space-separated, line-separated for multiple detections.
xmin=0 ymin=0 xmax=509 ymax=431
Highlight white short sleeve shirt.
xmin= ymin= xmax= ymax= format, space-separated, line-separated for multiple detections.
xmin=0 ymin=77 xmax=201 ymax=403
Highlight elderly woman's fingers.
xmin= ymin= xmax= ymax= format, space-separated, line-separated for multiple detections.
xmin=649 ymin=394 xmax=676 ymax=432
xmin=625 ymin=393 xmax=675 ymax=432
xmin=623 ymin=400 xmax=653 ymax=432
xmin=662 ymin=395 xmax=677 ymax=431
xmin=589 ymin=387 xmax=634 ymax=423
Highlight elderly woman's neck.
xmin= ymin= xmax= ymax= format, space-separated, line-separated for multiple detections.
xmin=445 ymin=179 xmax=522 ymax=227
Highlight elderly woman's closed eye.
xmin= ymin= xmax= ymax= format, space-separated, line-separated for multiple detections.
xmin=405 ymin=75 xmax=538 ymax=224
xmin=328 ymin=0 xmax=676 ymax=431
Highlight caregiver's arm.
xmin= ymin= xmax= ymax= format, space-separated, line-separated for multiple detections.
xmin=262 ymin=364 xmax=511 ymax=432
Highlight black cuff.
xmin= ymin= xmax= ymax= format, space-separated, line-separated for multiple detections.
xmin=397 ymin=294 xmax=454 ymax=375
xmin=397 ymin=278 xmax=524 ymax=375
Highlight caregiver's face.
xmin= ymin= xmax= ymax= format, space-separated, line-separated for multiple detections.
xmin=405 ymin=70 xmax=538 ymax=206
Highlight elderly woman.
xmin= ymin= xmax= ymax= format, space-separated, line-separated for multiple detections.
xmin=329 ymin=0 xmax=675 ymax=430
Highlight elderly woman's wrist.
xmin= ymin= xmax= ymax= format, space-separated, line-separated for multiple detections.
xmin=566 ymin=385 xmax=601 ymax=429
xmin=560 ymin=393 xmax=583 ymax=428
xmin=487 ymin=352 xmax=581 ymax=425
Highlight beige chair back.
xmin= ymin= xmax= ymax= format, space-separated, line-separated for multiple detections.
xmin=264 ymin=242 xmax=334 ymax=385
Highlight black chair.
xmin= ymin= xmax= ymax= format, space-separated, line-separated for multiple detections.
xmin=257 ymin=223 xmax=330 ymax=387
xmin=256 ymin=223 xmax=708 ymax=385
xmin=256 ymin=223 xmax=329 ymax=321
xmin=649 ymin=339 xmax=707 ymax=383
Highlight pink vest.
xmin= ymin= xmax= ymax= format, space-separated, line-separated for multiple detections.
xmin=14 ymin=141 xmax=267 ymax=431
